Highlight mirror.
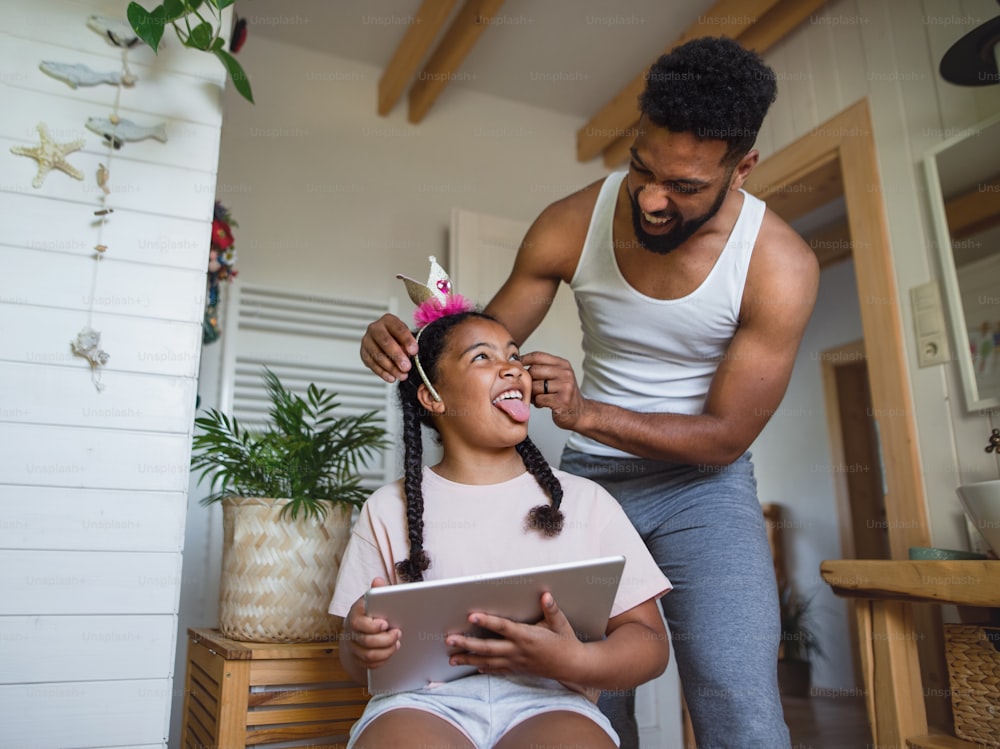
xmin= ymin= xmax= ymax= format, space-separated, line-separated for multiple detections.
xmin=923 ymin=113 xmax=1000 ymax=412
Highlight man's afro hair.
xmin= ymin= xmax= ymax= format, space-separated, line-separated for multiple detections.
xmin=640 ymin=37 xmax=777 ymax=164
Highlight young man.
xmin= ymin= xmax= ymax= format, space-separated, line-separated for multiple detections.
xmin=360 ymin=37 xmax=819 ymax=749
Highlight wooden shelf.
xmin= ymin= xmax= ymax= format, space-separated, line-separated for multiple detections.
xmin=821 ymin=560 xmax=1000 ymax=607
xmin=189 ymin=626 xmax=341 ymax=660
xmin=181 ymin=628 xmax=369 ymax=749
xmin=821 ymin=560 xmax=1000 ymax=749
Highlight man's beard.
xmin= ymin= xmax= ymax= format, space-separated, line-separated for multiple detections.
xmin=629 ymin=179 xmax=730 ymax=255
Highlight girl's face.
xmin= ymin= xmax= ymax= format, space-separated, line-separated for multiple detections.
xmin=421 ymin=317 xmax=532 ymax=449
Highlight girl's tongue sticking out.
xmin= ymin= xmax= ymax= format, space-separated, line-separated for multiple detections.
xmin=494 ymin=392 xmax=530 ymax=422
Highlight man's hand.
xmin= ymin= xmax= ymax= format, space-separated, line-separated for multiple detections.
xmin=522 ymin=351 xmax=587 ymax=432
xmin=341 ymin=577 xmax=400 ymax=672
xmin=444 ymin=592 xmax=585 ymax=681
xmin=360 ymin=314 xmax=417 ymax=383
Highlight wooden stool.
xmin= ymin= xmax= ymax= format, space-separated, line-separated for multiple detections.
xmin=181 ymin=627 xmax=369 ymax=749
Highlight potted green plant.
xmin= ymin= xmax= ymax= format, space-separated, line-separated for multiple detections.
xmin=778 ymin=584 xmax=825 ymax=697
xmin=191 ymin=368 xmax=388 ymax=642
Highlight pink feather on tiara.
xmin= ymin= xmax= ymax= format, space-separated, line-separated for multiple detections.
xmin=413 ymin=294 xmax=475 ymax=327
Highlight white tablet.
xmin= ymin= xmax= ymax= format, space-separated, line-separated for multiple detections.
xmin=364 ymin=555 xmax=626 ymax=695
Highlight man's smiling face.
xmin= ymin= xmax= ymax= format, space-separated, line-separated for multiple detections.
xmin=626 ymin=118 xmax=737 ymax=255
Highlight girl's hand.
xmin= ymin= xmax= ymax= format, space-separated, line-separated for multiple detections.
xmin=445 ymin=592 xmax=586 ymax=681
xmin=342 ymin=577 xmax=400 ymax=671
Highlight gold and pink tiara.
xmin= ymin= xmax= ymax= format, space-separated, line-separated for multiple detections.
xmin=396 ymin=255 xmax=474 ymax=329
xmin=397 ymin=256 xmax=476 ymax=402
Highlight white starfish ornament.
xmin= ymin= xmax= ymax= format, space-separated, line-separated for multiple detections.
xmin=10 ymin=122 xmax=86 ymax=188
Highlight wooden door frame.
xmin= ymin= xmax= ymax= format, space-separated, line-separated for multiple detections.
xmin=746 ymin=97 xmax=930 ymax=559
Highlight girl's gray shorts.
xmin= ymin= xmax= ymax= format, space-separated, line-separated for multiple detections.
xmin=347 ymin=672 xmax=619 ymax=748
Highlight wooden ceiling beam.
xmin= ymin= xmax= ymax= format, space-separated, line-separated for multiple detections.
xmin=378 ymin=0 xmax=461 ymax=117
xmin=407 ymin=0 xmax=505 ymax=124
xmin=576 ymin=0 xmax=784 ymax=163
xmin=602 ymin=134 xmax=634 ymax=169
xmin=580 ymin=0 xmax=830 ymax=164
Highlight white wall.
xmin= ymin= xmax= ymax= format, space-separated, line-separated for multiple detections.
xmin=0 ymin=2 xmax=225 ymax=747
xmin=209 ymin=42 xmax=609 ymax=302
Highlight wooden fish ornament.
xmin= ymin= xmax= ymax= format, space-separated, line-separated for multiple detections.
xmin=86 ymin=116 xmax=168 ymax=149
xmin=40 ymin=61 xmax=124 ymax=88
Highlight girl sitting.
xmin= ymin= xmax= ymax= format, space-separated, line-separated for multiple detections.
xmin=331 ymin=291 xmax=671 ymax=749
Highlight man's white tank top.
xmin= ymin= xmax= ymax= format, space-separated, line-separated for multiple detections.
xmin=565 ymin=171 xmax=765 ymax=458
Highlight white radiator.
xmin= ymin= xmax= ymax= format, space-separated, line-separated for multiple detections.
xmin=219 ymin=284 xmax=397 ymax=488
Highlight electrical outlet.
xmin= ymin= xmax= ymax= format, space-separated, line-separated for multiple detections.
xmin=910 ymin=281 xmax=952 ymax=367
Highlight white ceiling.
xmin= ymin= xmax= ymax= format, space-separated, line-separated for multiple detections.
xmin=243 ymin=0 xmax=719 ymax=119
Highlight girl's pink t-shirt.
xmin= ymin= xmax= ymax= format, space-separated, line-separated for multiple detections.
xmin=330 ymin=466 xmax=671 ymax=619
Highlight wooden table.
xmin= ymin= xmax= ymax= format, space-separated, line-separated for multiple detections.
xmin=180 ymin=627 xmax=369 ymax=749
xmin=820 ymin=560 xmax=1000 ymax=749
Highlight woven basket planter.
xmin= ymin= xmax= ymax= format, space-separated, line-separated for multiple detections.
xmin=944 ymin=624 xmax=1000 ymax=746
xmin=219 ymin=497 xmax=353 ymax=643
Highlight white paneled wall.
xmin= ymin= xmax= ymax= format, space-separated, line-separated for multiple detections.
xmin=0 ymin=1 xmax=226 ymax=747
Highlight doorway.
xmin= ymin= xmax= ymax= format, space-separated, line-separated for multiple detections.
xmin=820 ymin=341 xmax=889 ymax=562
xmin=819 ymin=340 xmax=889 ymax=699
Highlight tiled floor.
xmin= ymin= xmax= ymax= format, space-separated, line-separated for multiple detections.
xmin=783 ymin=695 xmax=871 ymax=749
